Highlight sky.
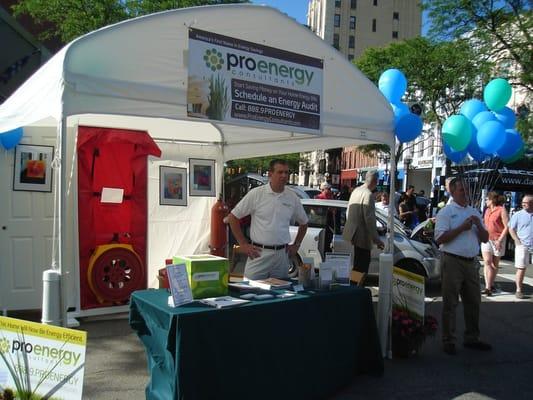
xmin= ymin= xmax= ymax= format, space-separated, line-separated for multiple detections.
xmin=250 ymin=0 xmax=309 ymax=24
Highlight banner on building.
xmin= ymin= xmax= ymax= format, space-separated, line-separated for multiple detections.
xmin=187 ymin=28 xmax=323 ymax=132
xmin=0 ymin=316 xmax=86 ymax=400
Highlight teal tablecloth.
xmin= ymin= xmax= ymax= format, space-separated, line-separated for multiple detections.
xmin=129 ymin=287 xmax=383 ymax=400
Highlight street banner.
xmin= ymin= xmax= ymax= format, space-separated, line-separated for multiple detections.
xmin=392 ymin=267 xmax=425 ymax=319
xmin=187 ymin=28 xmax=323 ymax=132
xmin=0 ymin=316 xmax=86 ymax=400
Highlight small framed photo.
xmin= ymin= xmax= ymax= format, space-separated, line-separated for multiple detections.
xmin=160 ymin=166 xmax=187 ymax=206
xmin=189 ymin=158 xmax=215 ymax=197
xmin=13 ymin=144 xmax=54 ymax=192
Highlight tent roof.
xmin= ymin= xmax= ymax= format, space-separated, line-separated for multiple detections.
xmin=0 ymin=4 xmax=394 ymax=159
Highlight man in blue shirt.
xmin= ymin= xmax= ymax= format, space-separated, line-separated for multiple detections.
xmin=508 ymin=194 xmax=533 ymax=299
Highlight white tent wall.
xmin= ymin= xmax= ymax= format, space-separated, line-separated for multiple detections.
xmin=0 ymin=4 xmax=395 ymax=322
xmin=146 ymin=141 xmax=224 ymax=289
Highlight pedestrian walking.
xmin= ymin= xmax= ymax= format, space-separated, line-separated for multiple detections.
xmin=343 ymin=170 xmax=384 ymax=273
xmin=508 ymin=194 xmax=533 ymax=299
xmin=481 ymin=192 xmax=509 ymax=296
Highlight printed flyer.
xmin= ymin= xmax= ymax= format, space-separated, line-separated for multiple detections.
xmin=0 ymin=316 xmax=86 ymax=400
xmin=187 ymin=28 xmax=323 ymax=132
xmin=392 ymin=267 xmax=425 ymax=319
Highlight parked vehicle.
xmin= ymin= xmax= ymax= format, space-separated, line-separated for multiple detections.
xmin=289 ymin=199 xmax=440 ymax=280
xmin=224 ymin=173 xmax=314 ymax=205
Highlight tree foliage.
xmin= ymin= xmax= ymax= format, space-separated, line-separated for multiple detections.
xmin=422 ymin=0 xmax=532 ymax=144
xmin=422 ymin=0 xmax=532 ymax=93
xmin=355 ymin=37 xmax=492 ymax=163
xmin=225 ymin=153 xmax=302 ymax=177
xmin=12 ymin=0 xmax=248 ymax=44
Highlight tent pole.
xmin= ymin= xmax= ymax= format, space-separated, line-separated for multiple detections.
xmin=59 ymin=115 xmax=68 ymax=327
xmin=377 ymin=143 xmax=396 ymax=359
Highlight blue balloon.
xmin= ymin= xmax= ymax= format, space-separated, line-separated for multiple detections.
xmin=472 ymin=111 xmax=497 ymax=131
xmin=496 ymin=129 xmax=524 ymax=159
xmin=466 ymin=123 xmax=487 ymax=162
xmin=0 ymin=127 xmax=24 ymax=150
xmin=460 ymin=99 xmax=488 ymax=121
xmin=379 ymin=69 xmax=407 ymax=103
xmin=444 ymin=142 xmax=467 ymax=163
xmin=493 ymin=106 xmax=516 ymax=129
xmin=476 ymin=120 xmax=506 ymax=154
xmin=391 ymin=102 xmax=409 ymax=125
xmin=395 ymin=113 xmax=422 ymax=143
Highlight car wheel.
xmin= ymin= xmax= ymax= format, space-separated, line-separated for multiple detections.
xmin=288 ymin=254 xmax=302 ymax=278
xmin=396 ymin=259 xmax=427 ymax=278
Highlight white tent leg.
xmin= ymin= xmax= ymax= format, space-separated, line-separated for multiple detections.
xmin=59 ymin=115 xmax=68 ymax=327
xmin=378 ymin=253 xmax=393 ymax=359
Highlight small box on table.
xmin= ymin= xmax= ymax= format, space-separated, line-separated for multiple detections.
xmin=172 ymin=254 xmax=229 ymax=299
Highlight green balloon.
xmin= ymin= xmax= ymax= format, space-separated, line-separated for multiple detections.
xmin=483 ymin=78 xmax=512 ymax=112
xmin=442 ymin=114 xmax=472 ymax=151
xmin=502 ymin=144 xmax=525 ymax=164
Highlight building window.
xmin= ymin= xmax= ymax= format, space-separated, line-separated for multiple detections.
xmin=335 ymin=0 xmax=341 ymax=8
xmin=393 ymin=11 xmax=399 ymax=20
xmin=334 ymin=14 xmax=341 ymax=27
xmin=351 ymin=0 xmax=357 ymax=9
xmin=350 ymin=16 xmax=356 ymax=29
xmin=349 ymin=35 xmax=355 ymax=48
xmin=333 ymin=34 xmax=340 ymax=49
xmin=372 ymin=19 xmax=376 ymax=32
xmin=373 ymin=0 xmax=378 ymax=5
xmin=348 ymin=54 xmax=354 ymax=61
xmin=392 ymin=31 xmax=398 ymax=39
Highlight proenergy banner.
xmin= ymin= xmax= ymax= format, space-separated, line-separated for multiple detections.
xmin=187 ymin=28 xmax=323 ymax=133
xmin=392 ymin=267 xmax=425 ymax=319
xmin=0 ymin=316 xmax=86 ymax=400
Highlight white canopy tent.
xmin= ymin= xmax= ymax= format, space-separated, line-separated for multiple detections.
xmin=0 ymin=4 xmax=394 ymax=353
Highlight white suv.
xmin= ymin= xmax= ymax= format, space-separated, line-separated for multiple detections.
xmin=289 ymin=199 xmax=440 ymax=280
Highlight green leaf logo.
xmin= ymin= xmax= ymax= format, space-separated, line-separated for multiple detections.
xmin=203 ymin=48 xmax=224 ymax=72
xmin=0 ymin=338 xmax=9 ymax=354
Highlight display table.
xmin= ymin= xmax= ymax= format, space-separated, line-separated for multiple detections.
xmin=129 ymin=287 xmax=383 ymax=400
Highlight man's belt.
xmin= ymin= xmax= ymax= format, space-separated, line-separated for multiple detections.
xmin=443 ymin=252 xmax=476 ymax=262
xmin=251 ymin=241 xmax=287 ymax=250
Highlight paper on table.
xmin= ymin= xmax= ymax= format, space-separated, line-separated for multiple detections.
xmin=101 ymin=187 xmax=124 ymax=203
xmin=319 ymin=261 xmax=334 ymax=289
xmin=326 ymin=253 xmax=351 ymax=283
xmin=167 ymin=263 xmax=194 ymax=307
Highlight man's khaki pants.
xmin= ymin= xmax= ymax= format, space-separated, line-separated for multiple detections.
xmin=441 ymin=253 xmax=481 ymax=345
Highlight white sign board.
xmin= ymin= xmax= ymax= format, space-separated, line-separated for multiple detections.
xmin=187 ymin=28 xmax=323 ymax=133
xmin=392 ymin=267 xmax=425 ymax=319
xmin=0 ymin=316 xmax=86 ymax=400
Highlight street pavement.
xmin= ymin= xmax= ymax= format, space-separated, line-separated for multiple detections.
xmin=10 ymin=259 xmax=533 ymax=399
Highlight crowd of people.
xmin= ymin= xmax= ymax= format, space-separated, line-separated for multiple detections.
xmin=227 ymin=161 xmax=532 ymax=357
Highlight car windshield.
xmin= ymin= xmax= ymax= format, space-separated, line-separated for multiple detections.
xmin=302 ymin=205 xmax=346 ymax=234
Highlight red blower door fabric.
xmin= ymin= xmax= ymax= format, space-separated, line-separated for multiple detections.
xmin=77 ymin=126 xmax=161 ymax=309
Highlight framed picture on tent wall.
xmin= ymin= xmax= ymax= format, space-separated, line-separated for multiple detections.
xmin=160 ymin=166 xmax=187 ymax=206
xmin=13 ymin=144 xmax=54 ymax=192
xmin=189 ymin=158 xmax=215 ymax=197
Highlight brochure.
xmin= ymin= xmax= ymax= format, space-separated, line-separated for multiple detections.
xmin=200 ymin=296 xmax=251 ymax=308
xmin=166 ymin=263 xmax=194 ymax=307
xmin=248 ymin=277 xmax=292 ymax=290
xmin=325 ymin=252 xmax=351 ymax=285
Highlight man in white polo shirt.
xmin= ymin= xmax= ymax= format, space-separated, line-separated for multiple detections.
xmin=508 ymin=194 xmax=533 ymax=299
xmin=227 ymin=159 xmax=308 ymax=280
xmin=435 ymin=177 xmax=490 ymax=355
